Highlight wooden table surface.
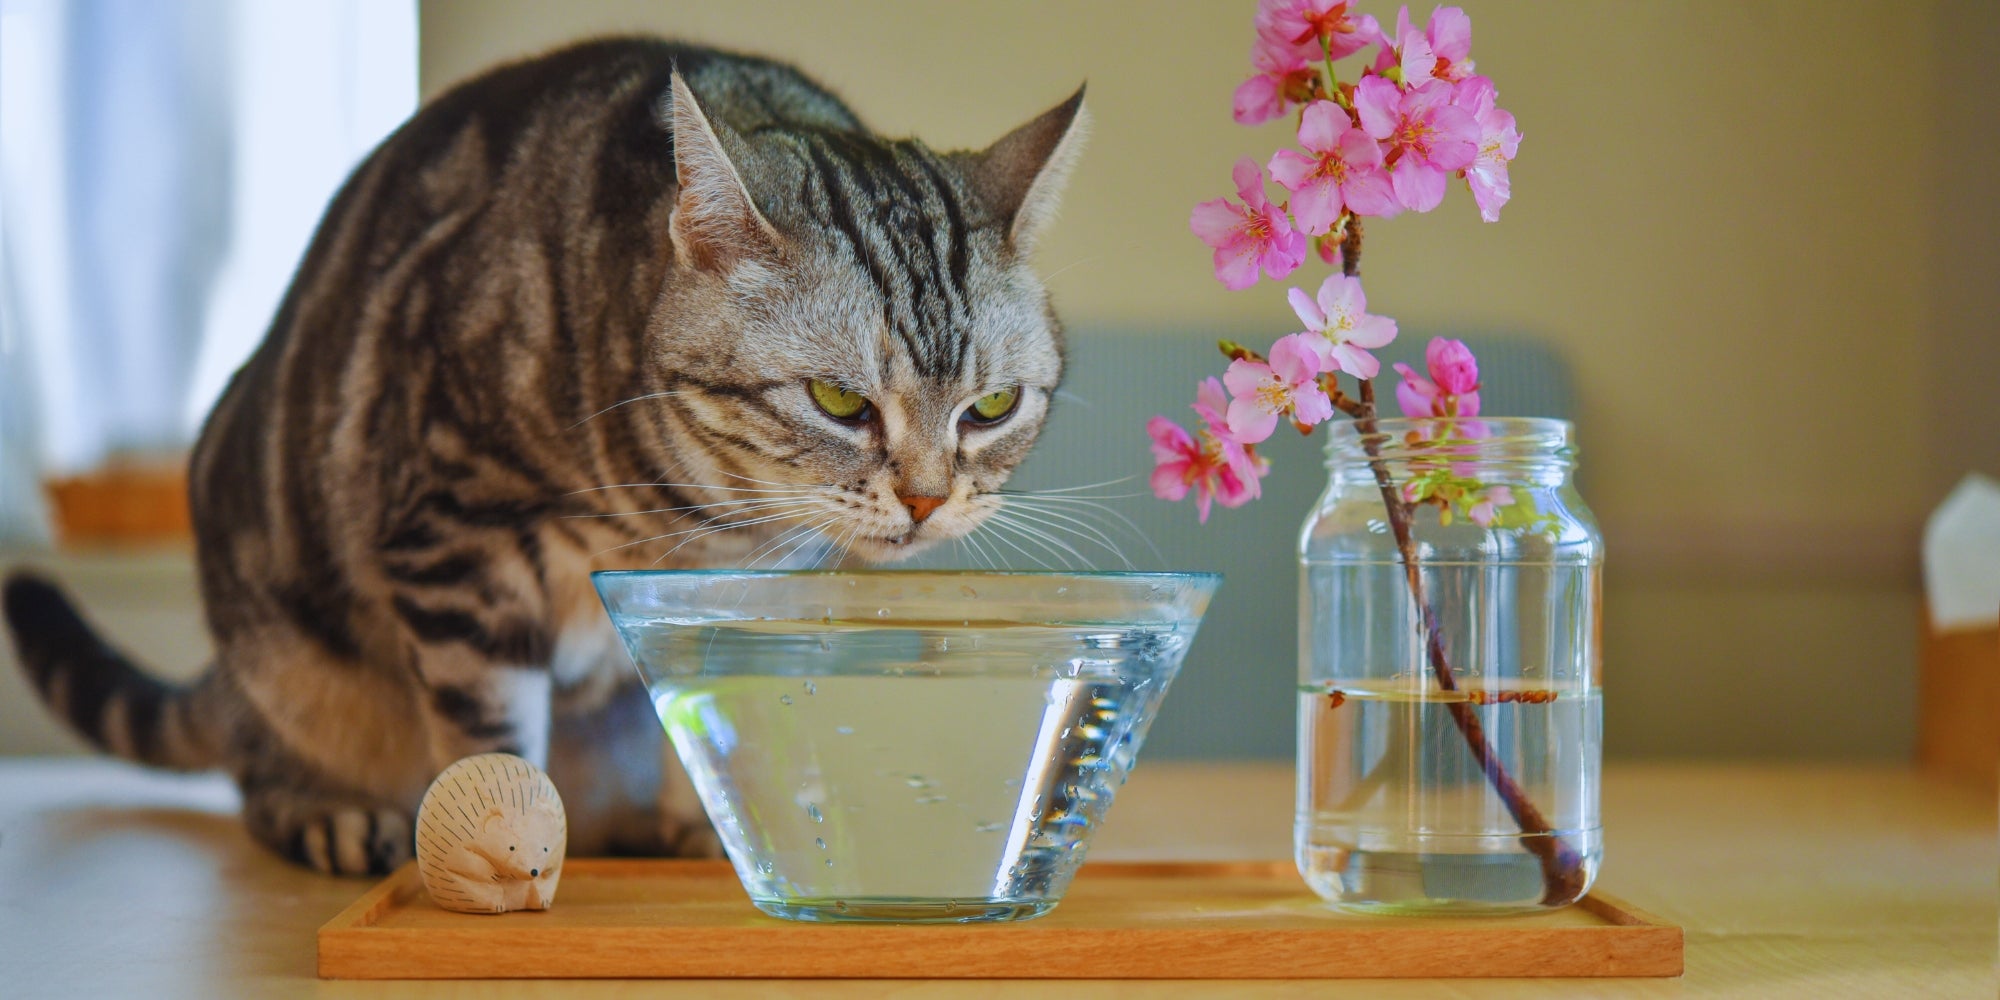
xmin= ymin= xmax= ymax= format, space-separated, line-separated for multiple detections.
xmin=0 ymin=758 xmax=1992 ymax=998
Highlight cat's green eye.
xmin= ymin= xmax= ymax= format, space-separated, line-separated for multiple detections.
xmin=808 ymin=379 xmax=871 ymax=421
xmin=965 ymin=387 xmax=1021 ymax=424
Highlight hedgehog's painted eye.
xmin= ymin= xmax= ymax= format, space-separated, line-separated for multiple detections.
xmin=809 ymin=379 xmax=871 ymax=422
xmin=963 ymin=387 xmax=1020 ymax=425
xmin=509 ymin=846 xmax=516 ymax=851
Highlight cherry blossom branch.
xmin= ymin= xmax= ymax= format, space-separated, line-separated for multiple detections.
xmin=1168 ymin=3 xmax=1565 ymax=897
xmin=1344 ymin=263 xmax=1583 ymax=903
xmin=1317 ymin=373 xmax=1367 ymax=419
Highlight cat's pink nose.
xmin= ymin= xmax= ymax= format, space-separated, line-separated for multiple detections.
xmin=898 ymin=493 xmax=946 ymax=524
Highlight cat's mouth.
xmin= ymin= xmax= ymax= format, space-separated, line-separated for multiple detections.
xmin=846 ymin=528 xmax=937 ymax=563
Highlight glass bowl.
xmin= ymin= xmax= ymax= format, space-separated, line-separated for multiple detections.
xmin=593 ymin=570 xmax=1222 ymax=923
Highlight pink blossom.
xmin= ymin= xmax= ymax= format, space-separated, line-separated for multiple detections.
xmin=1386 ymin=6 xmax=1437 ymax=84
xmin=1467 ymin=485 xmax=1513 ymax=528
xmin=1191 ymin=374 xmax=1230 ymax=431
xmin=1233 ymin=41 xmax=1318 ymax=125
xmin=1394 ymin=365 xmax=1437 ymax=416
xmin=1354 ymin=76 xmax=1479 ymax=213
xmin=1426 ymin=336 xmax=1479 ymax=395
xmin=1288 ymin=273 xmax=1398 ymax=379
xmin=1314 ymin=234 xmax=1342 ymax=267
xmin=1422 ymin=6 xmax=1477 ymax=84
xmin=1190 ymin=158 xmax=1310 ymax=290
xmin=1393 ymin=337 xmax=1482 ymax=417
xmin=1257 ymin=0 xmax=1382 ymax=62
xmin=1454 ymin=75 xmax=1521 ymax=222
xmin=1268 ymin=102 xmax=1400 ymax=233
xmin=1148 ymin=379 xmax=1267 ymax=521
xmin=1223 ymin=333 xmax=1334 ymax=443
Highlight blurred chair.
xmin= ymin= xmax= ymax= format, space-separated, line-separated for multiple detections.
xmin=982 ymin=329 xmax=1577 ymax=760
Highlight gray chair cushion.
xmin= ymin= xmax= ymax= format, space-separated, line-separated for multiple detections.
xmin=961 ymin=328 xmax=1575 ymax=759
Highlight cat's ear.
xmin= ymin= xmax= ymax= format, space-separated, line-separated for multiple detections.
xmin=666 ymin=72 xmax=781 ymax=271
xmin=967 ymin=86 xmax=1090 ymax=254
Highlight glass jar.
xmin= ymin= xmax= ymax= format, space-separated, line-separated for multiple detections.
xmin=1296 ymin=417 xmax=1602 ymax=914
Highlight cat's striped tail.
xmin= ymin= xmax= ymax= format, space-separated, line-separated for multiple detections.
xmin=3 ymin=573 xmax=223 ymax=771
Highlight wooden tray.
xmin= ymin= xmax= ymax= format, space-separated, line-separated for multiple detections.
xmin=319 ymin=859 xmax=1682 ymax=980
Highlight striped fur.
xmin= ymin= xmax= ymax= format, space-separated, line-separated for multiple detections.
xmin=2 ymin=38 xmax=1085 ymax=875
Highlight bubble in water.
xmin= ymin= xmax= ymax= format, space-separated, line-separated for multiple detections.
xmin=959 ymin=585 xmax=978 ymax=598
xmin=806 ymin=803 xmax=823 ymax=823
xmin=975 ymin=821 xmax=1005 ymax=833
xmin=756 ymin=860 xmax=775 ymax=875
xmin=875 ymin=608 xmax=890 ymax=618
xmin=904 ymin=775 xmax=931 ymax=789
xmin=804 ymin=680 xmax=817 ymax=695
xmin=1056 ymin=586 xmax=1068 ymax=595
xmin=834 ymin=900 xmax=848 ymax=912
xmin=778 ymin=694 xmax=793 ymax=705
xmin=916 ymin=794 xmax=945 ymax=805
xmin=815 ymin=837 xmax=827 ymax=850
xmin=835 ymin=725 xmax=854 ymax=736
xmin=945 ymin=900 xmax=959 ymax=912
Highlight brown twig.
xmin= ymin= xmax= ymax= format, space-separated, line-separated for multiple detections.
xmin=1319 ymin=372 xmax=1367 ymax=419
xmin=1343 ymin=248 xmax=1584 ymax=904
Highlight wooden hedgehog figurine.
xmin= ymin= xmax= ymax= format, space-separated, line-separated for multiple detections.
xmin=415 ymin=753 xmax=567 ymax=914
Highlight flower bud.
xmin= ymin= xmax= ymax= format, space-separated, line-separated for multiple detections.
xmin=1426 ymin=338 xmax=1480 ymax=395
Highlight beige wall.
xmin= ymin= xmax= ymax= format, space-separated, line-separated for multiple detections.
xmin=421 ymin=0 xmax=1979 ymax=534
xmin=6 ymin=1 xmax=1982 ymax=760
xmin=415 ymin=0 xmax=1994 ymax=759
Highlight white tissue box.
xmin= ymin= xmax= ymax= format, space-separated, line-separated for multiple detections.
xmin=1918 ymin=474 xmax=2000 ymax=794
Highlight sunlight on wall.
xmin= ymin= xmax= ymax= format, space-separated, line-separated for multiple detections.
xmin=187 ymin=0 xmax=418 ymax=434
xmin=0 ymin=0 xmax=415 ymax=483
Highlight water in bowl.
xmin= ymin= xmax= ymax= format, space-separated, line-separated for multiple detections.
xmin=626 ymin=617 xmax=1186 ymax=922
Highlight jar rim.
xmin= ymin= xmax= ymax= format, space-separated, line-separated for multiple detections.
xmin=1322 ymin=417 xmax=1575 ymax=465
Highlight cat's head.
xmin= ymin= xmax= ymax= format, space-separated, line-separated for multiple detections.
xmin=647 ymin=73 xmax=1088 ymax=563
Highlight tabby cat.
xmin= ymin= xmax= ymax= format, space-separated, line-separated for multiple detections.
xmin=2 ymin=38 xmax=1086 ymax=875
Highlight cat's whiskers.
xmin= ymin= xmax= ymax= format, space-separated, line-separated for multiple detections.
xmin=743 ymin=514 xmax=838 ymax=570
xmin=983 ymin=510 xmax=1092 ymax=570
xmin=1038 ymin=241 xmax=1137 ymax=284
xmin=971 ymin=510 xmax=1074 ymax=569
xmin=566 ymin=391 xmax=686 ymax=430
xmin=770 ymin=516 xmax=845 ymax=570
xmin=992 ymin=481 xmax=1159 ymax=564
xmin=593 ymin=499 xmax=833 ymax=561
xmin=567 ymin=482 xmax=828 ymax=497
xmin=991 ymin=497 xmax=1143 ymax=567
xmin=998 ymin=475 xmax=1137 ymax=495
xmin=957 ymin=530 xmax=1000 ymax=571
xmin=563 ymin=491 xmax=833 ymax=521
xmin=645 ymin=507 xmax=828 ymax=567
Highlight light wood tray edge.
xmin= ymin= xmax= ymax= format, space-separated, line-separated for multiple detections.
xmin=318 ymin=859 xmax=1684 ymax=981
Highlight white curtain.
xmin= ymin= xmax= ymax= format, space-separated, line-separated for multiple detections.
xmin=0 ymin=0 xmax=416 ymax=544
